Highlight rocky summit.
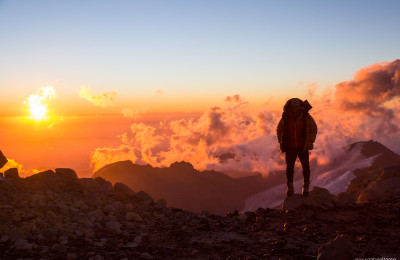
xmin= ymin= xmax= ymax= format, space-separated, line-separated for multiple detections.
xmin=1 ymin=166 xmax=400 ymax=259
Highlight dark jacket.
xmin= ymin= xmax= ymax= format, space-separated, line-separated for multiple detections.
xmin=276 ymin=99 xmax=317 ymax=153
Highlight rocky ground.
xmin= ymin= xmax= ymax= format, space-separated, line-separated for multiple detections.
xmin=0 ymin=167 xmax=400 ymax=260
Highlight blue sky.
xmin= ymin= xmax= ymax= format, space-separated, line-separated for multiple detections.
xmin=0 ymin=0 xmax=399 ymax=114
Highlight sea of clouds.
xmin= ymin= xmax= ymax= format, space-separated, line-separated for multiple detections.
xmin=89 ymin=60 xmax=400 ymax=177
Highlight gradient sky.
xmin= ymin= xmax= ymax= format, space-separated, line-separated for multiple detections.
xmin=0 ymin=0 xmax=400 ymax=116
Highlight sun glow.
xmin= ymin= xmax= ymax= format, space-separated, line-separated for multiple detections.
xmin=24 ymin=86 xmax=56 ymax=121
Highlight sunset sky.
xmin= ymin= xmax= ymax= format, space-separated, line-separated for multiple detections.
xmin=0 ymin=0 xmax=399 ymax=177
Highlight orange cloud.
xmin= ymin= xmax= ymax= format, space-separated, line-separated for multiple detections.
xmin=335 ymin=59 xmax=400 ymax=135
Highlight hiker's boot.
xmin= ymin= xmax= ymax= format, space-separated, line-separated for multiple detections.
xmin=302 ymin=181 xmax=310 ymax=196
xmin=286 ymin=182 xmax=294 ymax=196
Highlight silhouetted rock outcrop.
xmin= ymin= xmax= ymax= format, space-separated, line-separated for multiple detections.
xmin=4 ymin=168 xmax=20 ymax=179
xmin=347 ymin=165 xmax=400 ymax=203
xmin=281 ymin=187 xmax=334 ymax=211
xmin=0 ymin=151 xmax=7 ymax=169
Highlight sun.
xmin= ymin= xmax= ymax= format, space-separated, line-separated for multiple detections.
xmin=28 ymin=101 xmax=48 ymax=121
xmin=24 ymin=86 xmax=56 ymax=122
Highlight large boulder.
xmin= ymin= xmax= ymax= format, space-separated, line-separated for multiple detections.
xmin=132 ymin=191 xmax=154 ymax=203
xmin=24 ymin=170 xmax=60 ymax=186
xmin=0 ymin=151 xmax=7 ymax=169
xmin=357 ymin=178 xmax=400 ymax=203
xmin=281 ymin=187 xmax=334 ymax=211
xmin=55 ymin=168 xmax=78 ymax=180
xmin=78 ymin=177 xmax=113 ymax=195
xmin=317 ymin=234 xmax=353 ymax=260
xmin=114 ymin=182 xmax=135 ymax=197
xmin=4 ymin=168 xmax=20 ymax=179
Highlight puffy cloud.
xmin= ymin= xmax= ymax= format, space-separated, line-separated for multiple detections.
xmin=79 ymin=87 xmax=117 ymax=108
xmin=225 ymin=94 xmax=241 ymax=102
xmin=91 ymin=144 xmax=140 ymax=172
xmin=335 ymin=59 xmax=400 ymax=134
xmin=121 ymin=108 xmax=140 ymax=119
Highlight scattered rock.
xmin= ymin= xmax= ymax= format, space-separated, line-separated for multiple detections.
xmin=1 ymin=161 xmax=399 ymax=259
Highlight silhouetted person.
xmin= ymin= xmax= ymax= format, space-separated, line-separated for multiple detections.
xmin=277 ymin=98 xmax=317 ymax=196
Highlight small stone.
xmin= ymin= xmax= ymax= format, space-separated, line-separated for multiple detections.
xmin=93 ymin=241 xmax=106 ymax=247
xmin=126 ymin=212 xmax=143 ymax=222
xmin=0 ymin=235 xmax=9 ymax=243
xmin=238 ymin=213 xmax=248 ymax=222
xmin=125 ymin=203 xmax=134 ymax=212
xmin=125 ymin=242 xmax=138 ymax=248
xmin=66 ymin=253 xmax=78 ymax=260
xmin=85 ymin=229 xmax=96 ymax=238
xmin=39 ymin=246 xmax=49 ymax=254
xmin=106 ymin=221 xmax=122 ymax=234
xmin=133 ymin=235 xmax=142 ymax=244
xmin=15 ymin=239 xmax=32 ymax=250
xmin=103 ymin=205 xmax=114 ymax=213
xmin=139 ymin=252 xmax=153 ymax=259
xmin=52 ymin=243 xmax=67 ymax=253
xmin=59 ymin=235 xmax=68 ymax=245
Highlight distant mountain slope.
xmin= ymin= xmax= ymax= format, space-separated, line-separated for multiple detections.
xmin=244 ymin=140 xmax=400 ymax=210
xmin=93 ymin=161 xmax=284 ymax=214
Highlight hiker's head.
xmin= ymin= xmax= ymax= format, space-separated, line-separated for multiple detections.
xmin=284 ymin=98 xmax=304 ymax=114
xmin=291 ymin=99 xmax=302 ymax=113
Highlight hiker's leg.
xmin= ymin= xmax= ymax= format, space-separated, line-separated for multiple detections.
xmin=285 ymin=148 xmax=297 ymax=183
xmin=298 ymin=149 xmax=310 ymax=183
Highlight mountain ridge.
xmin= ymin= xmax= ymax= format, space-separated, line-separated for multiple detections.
xmin=93 ymin=160 xmax=281 ymax=214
